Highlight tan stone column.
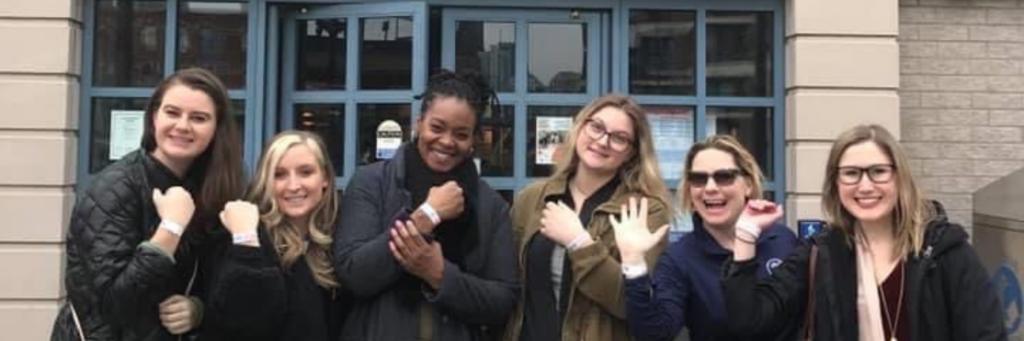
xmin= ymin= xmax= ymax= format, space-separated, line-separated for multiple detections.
xmin=785 ymin=0 xmax=901 ymax=226
xmin=0 ymin=0 xmax=81 ymax=338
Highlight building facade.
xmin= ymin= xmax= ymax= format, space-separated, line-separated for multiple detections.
xmin=0 ymin=0 xmax=1018 ymax=338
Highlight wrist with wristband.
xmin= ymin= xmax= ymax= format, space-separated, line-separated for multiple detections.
xmin=232 ymin=231 xmax=259 ymax=246
xmin=566 ymin=232 xmax=593 ymax=251
xmin=160 ymin=220 xmax=185 ymax=237
xmin=418 ymin=202 xmax=442 ymax=226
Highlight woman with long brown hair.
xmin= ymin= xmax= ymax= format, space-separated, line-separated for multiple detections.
xmin=51 ymin=68 xmax=244 ymax=341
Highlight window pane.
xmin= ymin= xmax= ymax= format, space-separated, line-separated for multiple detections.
xmin=528 ymin=23 xmax=587 ymax=93
xmin=297 ymin=19 xmax=347 ymax=90
xmin=294 ymin=104 xmax=345 ymax=176
xmin=629 ymin=10 xmax=696 ymax=95
xmin=478 ymin=105 xmax=515 ymax=177
xmin=231 ymin=100 xmax=245 ymax=150
xmin=358 ymin=104 xmax=411 ymax=165
xmin=706 ymin=107 xmax=774 ymax=180
xmin=361 ymin=17 xmax=413 ymax=90
xmin=90 ymin=97 xmax=149 ymax=173
xmin=94 ymin=1 xmax=165 ymax=87
xmin=528 ymin=106 xmax=581 ymax=177
xmin=455 ymin=21 xmax=515 ymax=93
xmin=646 ymin=106 xmax=695 ymax=180
xmin=177 ymin=2 xmax=248 ymax=89
xmin=707 ymin=12 xmax=773 ymax=97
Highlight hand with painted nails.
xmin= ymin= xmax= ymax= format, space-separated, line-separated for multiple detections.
xmin=389 ymin=220 xmax=445 ymax=290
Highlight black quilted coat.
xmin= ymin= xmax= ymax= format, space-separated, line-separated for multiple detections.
xmin=51 ymin=150 xmax=205 ymax=341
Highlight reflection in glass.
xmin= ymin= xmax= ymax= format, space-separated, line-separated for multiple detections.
xmin=707 ymin=12 xmax=773 ymax=97
xmin=178 ymin=2 xmax=248 ymax=89
xmin=644 ymin=106 xmax=695 ymax=179
xmin=231 ymin=100 xmax=245 ymax=151
xmin=90 ymin=98 xmax=149 ymax=173
xmin=358 ymin=104 xmax=411 ymax=165
xmin=297 ymin=19 xmax=347 ymax=90
xmin=528 ymin=23 xmax=587 ymax=93
xmin=527 ymin=106 xmax=581 ymax=177
xmin=294 ymin=104 xmax=345 ymax=176
xmin=706 ymin=107 xmax=773 ymax=180
xmin=478 ymin=106 xmax=515 ymax=177
xmin=94 ymin=1 xmax=166 ymax=87
xmin=629 ymin=10 xmax=696 ymax=95
xmin=361 ymin=17 xmax=413 ymax=90
xmin=455 ymin=21 xmax=515 ymax=93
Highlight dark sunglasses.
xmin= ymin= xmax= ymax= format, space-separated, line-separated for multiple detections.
xmin=686 ymin=169 xmax=745 ymax=187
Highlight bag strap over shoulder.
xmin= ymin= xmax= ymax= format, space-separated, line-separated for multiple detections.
xmin=801 ymin=245 xmax=819 ymax=341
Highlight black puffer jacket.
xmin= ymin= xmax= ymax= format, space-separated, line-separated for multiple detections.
xmin=722 ymin=202 xmax=1007 ymax=341
xmin=51 ymin=150 xmax=204 ymax=341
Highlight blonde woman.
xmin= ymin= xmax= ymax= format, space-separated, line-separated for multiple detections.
xmin=504 ymin=94 xmax=672 ymax=341
xmin=611 ymin=135 xmax=797 ymax=341
xmin=201 ymin=131 xmax=346 ymax=341
xmin=722 ymin=125 xmax=1005 ymax=341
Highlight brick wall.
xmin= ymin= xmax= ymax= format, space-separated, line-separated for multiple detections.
xmin=900 ymin=0 xmax=1024 ymax=233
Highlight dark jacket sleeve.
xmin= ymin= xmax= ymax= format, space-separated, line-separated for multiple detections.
xmin=721 ymin=239 xmax=811 ymax=336
xmin=333 ymin=165 xmax=408 ymax=297
xmin=756 ymin=226 xmax=799 ymax=278
xmin=425 ymin=196 xmax=519 ymax=326
xmin=625 ymin=247 xmax=689 ymax=341
xmin=203 ymin=228 xmax=287 ymax=340
xmin=68 ymin=173 xmax=178 ymax=328
xmin=942 ymin=242 xmax=1008 ymax=341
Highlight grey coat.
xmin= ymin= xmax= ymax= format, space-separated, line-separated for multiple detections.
xmin=333 ymin=144 xmax=519 ymax=341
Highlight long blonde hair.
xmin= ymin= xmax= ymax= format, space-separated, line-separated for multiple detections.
xmin=552 ymin=94 xmax=670 ymax=206
xmin=822 ymin=125 xmax=934 ymax=256
xmin=247 ymin=131 xmax=339 ymax=288
xmin=677 ymin=134 xmax=765 ymax=213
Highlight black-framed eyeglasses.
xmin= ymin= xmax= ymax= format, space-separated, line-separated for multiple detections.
xmin=582 ymin=119 xmax=634 ymax=152
xmin=837 ymin=164 xmax=896 ymax=185
xmin=686 ymin=169 xmax=745 ymax=188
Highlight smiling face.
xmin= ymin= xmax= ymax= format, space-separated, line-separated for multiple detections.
xmin=688 ymin=149 xmax=753 ymax=229
xmin=273 ymin=144 xmax=329 ymax=225
xmin=150 ymin=84 xmax=217 ymax=171
xmin=574 ymin=106 xmax=636 ymax=175
xmin=416 ymin=96 xmax=476 ymax=173
xmin=836 ymin=141 xmax=898 ymax=227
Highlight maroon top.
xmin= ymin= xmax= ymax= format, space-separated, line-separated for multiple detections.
xmin=879 ymin=260 xmax=911 ymax=341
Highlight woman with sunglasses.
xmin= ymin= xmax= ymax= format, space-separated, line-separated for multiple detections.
xmin=611 ymin=134 xmax=798 ymax=341
xmin=721 ymin=125 xmax=1005 ymax=341
xmin=504 ymin=94 xmax=671 ymax=341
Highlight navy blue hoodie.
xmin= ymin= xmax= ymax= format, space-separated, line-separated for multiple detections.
xmin=624 ymin=215 xmax=798 ymax=341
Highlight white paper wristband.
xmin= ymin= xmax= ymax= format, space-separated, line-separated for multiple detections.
xmin=566 ymin=232 xmax=593 ymax=251
xmin=622 ymin=262 xmax=649 ymax=279
xmin=418 ymin=203 xmax=442 ymax=226
xmin=160 ymin=220 xmax=184 ymax=237
xmin=736 ymin=220 xmax=761 ymax=240
xmin=232 ymin=231 xmax=258 ymax=245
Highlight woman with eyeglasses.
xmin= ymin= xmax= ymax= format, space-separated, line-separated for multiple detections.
xmin=720 ymin=125 xmax=1005 ymax=341
xmin=503 ymin=94 xmax=672 ymax=341
xmin=610 ymin=134 xmax=798 ymax=341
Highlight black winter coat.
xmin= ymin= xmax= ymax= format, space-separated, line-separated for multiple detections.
xmin=51 ymin=150 xmax=205 ymax=341
xmin=198 ymin=226 xmax=348 ymax=341
xmin=722 ymin=203 xmax=1007 ymax=341
xmin=333 ymin=143 xmax=519 ymax=341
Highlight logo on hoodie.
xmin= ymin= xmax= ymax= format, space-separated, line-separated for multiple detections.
xmin=993 ymin=262 xmax=1022 ymax=336
xmin=765 ymin=258 xmax=783 ymax=276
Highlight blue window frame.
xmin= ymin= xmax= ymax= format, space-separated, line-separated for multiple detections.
xmin=78 ymin=0 xmax=784 ymax=204
xmin=79 ymin=0 xmax=263 ymax=189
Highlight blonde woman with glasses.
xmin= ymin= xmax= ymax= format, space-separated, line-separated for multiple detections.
xmin=504 ymin=94 xmax=671 ymax=341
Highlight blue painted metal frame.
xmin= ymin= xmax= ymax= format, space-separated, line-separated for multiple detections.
xmin=440 ymin=8 xmax=604 ymax=192
xmin=78 ymin=0 xmax=264 ymax=189
xmin=279 ymin=2 xmax=428 ymax=188
xmin=618 ymin=0 xmax=786 ymax=204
